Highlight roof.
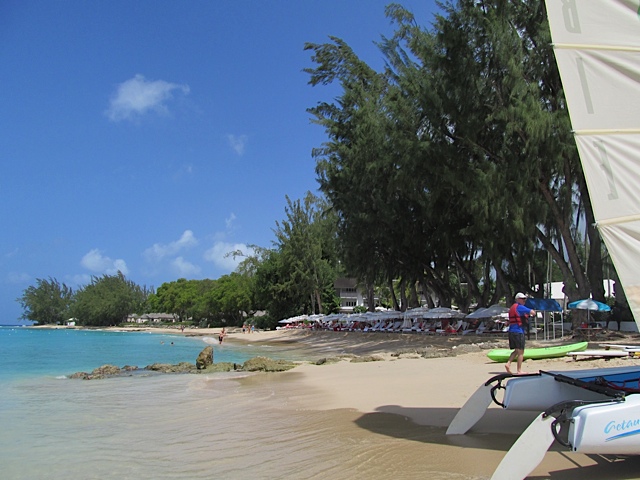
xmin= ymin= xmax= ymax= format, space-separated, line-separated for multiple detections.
xmin=334 ymin=277 xmax=357 ymax=289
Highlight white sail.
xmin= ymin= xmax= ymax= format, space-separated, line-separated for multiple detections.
xmin=544 ymin=0 xmax=640 ymax=327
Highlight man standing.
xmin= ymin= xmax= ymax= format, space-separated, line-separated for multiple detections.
xmin=505 ymin=292 xmax=536 ymax=375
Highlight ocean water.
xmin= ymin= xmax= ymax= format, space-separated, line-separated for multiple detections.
xmin=0 ymin=327 xmax=306 ymax=382
xmin=0 ymin=327 xmax=487 ymax=480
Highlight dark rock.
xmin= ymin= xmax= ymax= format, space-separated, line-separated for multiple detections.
xmin=241 ymin=356 xmax=296 ymax=372
xmin=92 ymin=364 xmax=122 ymax=376
xmin=146 ymin=362 xmax=195 ymax=373
xmin=198 ymin=362 xmax=235 ymax=373
xmin=421 ymin=349 xmax=456 ymax=359
xmin=350 ymin=355 xmax=385 ymax=363
xmin=196 ymin=346 xmax=214 ymax=370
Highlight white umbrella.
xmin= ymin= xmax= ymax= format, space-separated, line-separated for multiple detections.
xmin=466 ymin=304 xmax=508 ymax=319
xmin=422 ymin=307 xmax=466 ymax=319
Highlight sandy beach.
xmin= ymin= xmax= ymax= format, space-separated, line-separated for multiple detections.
xmin=227 ymin=328 xmax=640 ymax=479
xmin=34 ymin=324 xmax=640 ymax=478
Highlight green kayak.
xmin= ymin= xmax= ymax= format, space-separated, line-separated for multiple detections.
xmin=486 ymin=341 xmax=589 ymax=362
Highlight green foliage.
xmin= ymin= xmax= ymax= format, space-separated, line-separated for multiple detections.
xmin=304 ymin=0 xmax=607 ymax=308
xmin=150 ymin=274 xmax=254 ymax=327
xmin=17 ymin=277 xmax=74 ymax=325
xmin=253 ymin=249 xmax=303 ymax=322
xmin=201 ymin=273 xmax=252 ymax=326
xmin=267 ymin=193 xmax=341 ymax=318
xmin=249 ymin=313 xmax=275 ymax=331
xmin=71 ymin=272 xmax=150 ymax=326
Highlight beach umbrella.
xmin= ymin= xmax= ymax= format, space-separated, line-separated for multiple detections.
xmin=403 ymin=306 xmax=430 ymax=319
xmin=466 ymin=305 xmax=508 ymax=319
xmin=567 ymin=299 xmax=611 ymax=312
xmin=568 ymin=298 xmax=611 ymax=324
xmin=400 ymin=317 xmax=413 ymax=330
xmin=422 ymin=307 xmax=466 ymax=319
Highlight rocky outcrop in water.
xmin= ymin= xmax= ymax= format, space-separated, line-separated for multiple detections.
xmin=196 ymin=345 xmax=213 ymax=370
xmin=241 ymin=356 xmax=296 ymax=372
xmin=68 ymin=347 xmax=297 ymax=379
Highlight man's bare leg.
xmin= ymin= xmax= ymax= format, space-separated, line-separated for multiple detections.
xmin=505 ymin=351 xmax=517 ymax=374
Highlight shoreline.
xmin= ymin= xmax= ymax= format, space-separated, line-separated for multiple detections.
xmin=22 ymin=324 xmax=640 ymax=477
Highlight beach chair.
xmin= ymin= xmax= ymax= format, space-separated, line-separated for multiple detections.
xmin=440 ymin=320 xmax=463 ymax=335
xmin=387 ymin=321 xmax=401 ymax=332
xmin=424 ymin=321 xmax=438 ymax=335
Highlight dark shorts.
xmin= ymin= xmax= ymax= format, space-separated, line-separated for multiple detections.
xmin=508 ymin=332 xmax=525 ymax=350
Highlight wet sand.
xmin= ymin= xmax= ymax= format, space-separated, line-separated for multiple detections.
xmin=38 ymin=324 xmax=640 ymax=478
xmin=230 ymin=329 xmax=640 ymax=479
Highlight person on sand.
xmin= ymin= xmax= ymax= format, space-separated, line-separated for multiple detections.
xmin=505 ymin=292 xmax=536 ymax=375
xmin=219 ymin=327 xmax=226 ymax=344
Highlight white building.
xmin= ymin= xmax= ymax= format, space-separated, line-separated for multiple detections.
xmin=334 ymin=278 xmax=367 ymax=313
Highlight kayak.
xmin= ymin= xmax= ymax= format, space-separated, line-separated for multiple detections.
xmin=486 ymin=341 xmax=589 ymax=362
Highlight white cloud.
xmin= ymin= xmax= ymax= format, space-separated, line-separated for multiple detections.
xmin=171 ymin=256 xmax=201 ymax=277
xmin=226 ymin=134 xmax=248 ymax=156
xmin=144 ymin=230 xmax=198 ymax=262
xmin=204 ymin=242 xmax=254 ymax=271
xmin=81 ymin=249 xmax=129 ymax=276
xmin=225 ymin=213 xmax=236 ymax=230
xmin=6 ymin=272 xmax=30 ymax=284
xmin=105 ymin=74 xmax=190 ymax=122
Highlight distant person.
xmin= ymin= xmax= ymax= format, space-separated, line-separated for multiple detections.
xmin=505 ymin=292 xmax=536 ymax=375
xmin=219 ymin=327 xmax=226 ymax=344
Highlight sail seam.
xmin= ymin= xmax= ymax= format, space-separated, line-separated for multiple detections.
xmin=597 ymin=215 xmax=640 ymax=227
xmin=574 ymin=129 xmax=640 ymax=136
xmin=552 ymin=43 xmax=640 ymax=53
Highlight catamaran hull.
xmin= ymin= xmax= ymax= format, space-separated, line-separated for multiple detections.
xmin=501 ymin=371 xmax=608 ymax=410
xmin=446 ymin=366 xmax=640 ymax=435
xmin=569 ymin=395 xmax=640 ymax=454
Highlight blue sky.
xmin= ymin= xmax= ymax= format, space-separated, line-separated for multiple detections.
xmin=1 ymin=1 xmax=439 ymax=323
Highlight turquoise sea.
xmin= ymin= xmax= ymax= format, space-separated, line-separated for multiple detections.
xmin=0 ymin=327 xmax=301 ymax=382
xmin=0 ymin=327 xmax=333 ymax=480
xmin=0 ymin=327 xmax=485 ymax=480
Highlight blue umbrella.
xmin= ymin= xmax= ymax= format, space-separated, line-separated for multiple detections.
xmin=568 ymin=298 xmax=610 ymax=325
xmin=567 ymin=299 xmax=611 ymax=312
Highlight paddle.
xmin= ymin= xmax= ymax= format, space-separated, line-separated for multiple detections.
xmin=446 ymin=382 xmax=494 ymax=435
xmin=490 ymin=412 xmax=556 ymax=480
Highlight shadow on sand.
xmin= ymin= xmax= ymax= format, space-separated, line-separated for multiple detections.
xmin=353 ymin=405 xmax=640 ymax=479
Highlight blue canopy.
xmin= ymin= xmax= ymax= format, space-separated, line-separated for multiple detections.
xmin=525 ymin=298 xmax=563 ymax=312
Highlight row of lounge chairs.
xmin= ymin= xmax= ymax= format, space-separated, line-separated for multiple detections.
xmin=317 ymin=318 xmax=510 ymax=336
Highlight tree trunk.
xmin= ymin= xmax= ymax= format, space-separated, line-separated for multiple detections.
xmin=388 ymin=278 xmax=400 ymax=311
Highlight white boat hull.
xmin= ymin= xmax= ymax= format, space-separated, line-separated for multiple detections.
xmin=493 ymin=366 xmax=640 ymax=411
xmin=569 ymin=394 xmax=640 ymax=454
xmin=448 ymin=366 xmax=640 ymax=435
